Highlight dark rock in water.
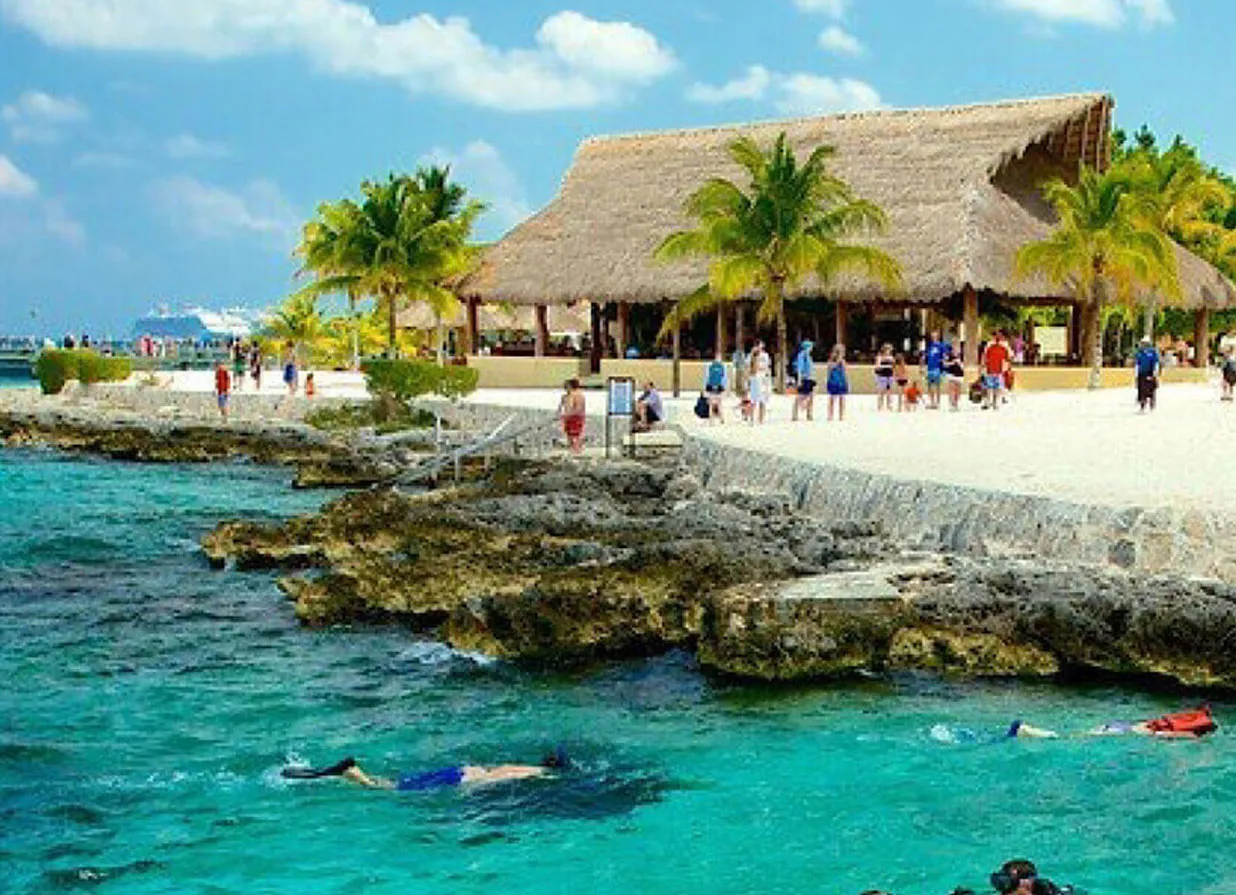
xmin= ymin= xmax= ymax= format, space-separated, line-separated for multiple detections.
xmin=203 ymin=457 xmax=1236 ymax=691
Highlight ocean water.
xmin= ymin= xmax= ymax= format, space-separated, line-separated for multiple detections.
xmin=1 ymin=451 xmax=1233 ymax=895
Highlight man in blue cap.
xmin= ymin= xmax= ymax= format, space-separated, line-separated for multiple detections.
xmin=792 ymin=340 xmax=816 ymax=422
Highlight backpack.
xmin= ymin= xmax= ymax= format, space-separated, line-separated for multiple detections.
xmin=693 ymin=394 xmax=710 ymax=419
xmin=1146 ymin=707 xmax=1216 ymax=736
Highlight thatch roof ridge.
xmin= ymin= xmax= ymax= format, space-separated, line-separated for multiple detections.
xmin=576 ymin=91 xmax=1110 ymax=150
xmin=462 ymin=92 xmax=1234 ymax=311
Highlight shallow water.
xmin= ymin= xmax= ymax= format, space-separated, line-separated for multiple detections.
xmin=1 ymin=450 xmax=1232 ymax=895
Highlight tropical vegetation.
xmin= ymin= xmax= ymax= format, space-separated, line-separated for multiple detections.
xmin=654 ymin=133 xmax=902 ymax=388
xmin=293 ymin=167 xmax=484 ymax=358
xmin=34 ymin=349 xmax=133 ymax=395
xmin=1014 ymin=165 xmax=1180 ymax=388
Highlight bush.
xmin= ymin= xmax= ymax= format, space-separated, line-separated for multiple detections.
xmin=361 ymin=358 xmax=479 ymax=403
xmin=304 ymin=400 xmax=438 ymax=434
xmin=34 ymin=349 xmax=133 ymax=394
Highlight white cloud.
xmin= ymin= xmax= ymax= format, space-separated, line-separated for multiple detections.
xmin=151 ymin=176 xmax=297 ymax=243
xmin=166 ymin=133 xmax=231 ymax=159
xmin=793 ymin=0 xmax=847 ymax=17
xmin=776 ymin=74 xmax=883 ymax=114
xmin=0 ymin=155 xmax=38 ymax=197
xmin=0 ymin=1 xmax=677 ymax=112
xmin=422 ymin=140 xmax=532 ymax=236
xmin=687 ymin=67 xmax=882 ymax=115
xmin=818 ymin=25 xmax=864 ymax=56
xmin=1 ymin=89 xmax=89 ymax=142
xmin=73 ymin=151 xmax=138 ymax=170
xmin=989 ymin=0 xmax=1174 ymax=28
xmin=686 ymin=65 xmax=772 ymax=103
xmin=43 ymin=198 xmax=85 ymax=244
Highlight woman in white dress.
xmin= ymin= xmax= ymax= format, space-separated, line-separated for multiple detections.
xmin=747 ymin=340 xmax=772 ymax=425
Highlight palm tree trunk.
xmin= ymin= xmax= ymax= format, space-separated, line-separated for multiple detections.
xmin=773 ymin=279 xmax=788 ymax=392
xmin=1142 ymin=295 xmax=1156 ymax=341
xmin=386 ymin=290 xmax=398 ymax=358
xmin=349 ymin=290 xmax=360 ymax=370
xmin=1087 ymin=280 xmax=1107 ymax=390
xmin=435 ymin=313 xmax=445 ymax=366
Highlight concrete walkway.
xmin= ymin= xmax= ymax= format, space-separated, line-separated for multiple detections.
xmin=28 ymin=370 xmax=1236 ymax=511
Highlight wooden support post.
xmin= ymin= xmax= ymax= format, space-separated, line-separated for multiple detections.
xmin=1194 ymin=307 xmax=1211 ymax=368
xmin=589 ymin=302 xmax=603 ymax=374
xmin=734 ymin=303 xmax=746 ymax=356
xmin=534 ymin=304 xmax=548 ymax=358
xmin=715 ymin=305 xmax=726 ymax=359
xmin=464 ymin=298 xmax=479 ymax=356
xmin=1068 ymin=304 xmax=1080 ymax=362
xmin=834 ymin=302 xmax=847 ymax=348
xmin=962 ymin=286 xmax=979 ymax=368
xmin=616 ymin=302 xmax=629 ymax=358
xmin=671 ymin=317 xmax=681 ymax=397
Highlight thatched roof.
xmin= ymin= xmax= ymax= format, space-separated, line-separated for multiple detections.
xmin=396 ymin=301 xmax=590 ymax=333
xmin=462 ymin=93 xmax=1235 ymax=311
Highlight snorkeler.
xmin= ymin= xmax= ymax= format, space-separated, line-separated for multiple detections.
xmin=282 ymin=750 xmax=570 ymax=791
xmin=1007 ymin=705 xmax=1217 ymax=740
xmin=989 ymin=859 xmax=1073 ymax=895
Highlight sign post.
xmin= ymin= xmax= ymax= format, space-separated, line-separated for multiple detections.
xmin=605 ymin=376 xmax=635 ymax=458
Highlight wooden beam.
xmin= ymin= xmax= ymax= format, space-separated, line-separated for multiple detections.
xmin=834 ymin=301 xmax=848 ymax=348
xmin=734 ymin=303 xmax=745 ymax=357
xmin=671 ymin=315 xmax=681 ymax=397
xmin=962 ymin=286 xmax=979 ymax=367
xmin=464 ymin=298 xmax=479 ymax=356
xmin=1195 ymin=307 xmax=1211 ymax=368
xmin=589 ymin=302 xmax=603 ymax=374
xmin=616 ymin=302 xmax=629 ymax=358
xmin=534 ymin=304 xmax=548 ymax=358
xmin=715 ymin=304 xmax=726 ymax=359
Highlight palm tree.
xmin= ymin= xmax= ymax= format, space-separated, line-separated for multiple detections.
xmin=264 ymin=292 xmax=327 ymax=366
xmin=655 ymin=133 xmax=901 ymax=389
xmin=295 ymin=170 xmax=484 ymax=359
xmin=1119 ymin=145 xmax=1229 ymax=337
xmin=1014 ymin=166 xmax=1180 ymax=389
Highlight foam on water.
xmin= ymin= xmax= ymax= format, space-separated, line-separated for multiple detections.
xmin=2 ymin=450 xmax=1234 ymax=894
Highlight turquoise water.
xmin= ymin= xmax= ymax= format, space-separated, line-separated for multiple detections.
xmin=2 ymin=452 xmax=1233 ymax=895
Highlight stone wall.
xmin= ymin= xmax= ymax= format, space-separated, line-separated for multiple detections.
xmin=683 ymin=435 xmax=1236 ymax=583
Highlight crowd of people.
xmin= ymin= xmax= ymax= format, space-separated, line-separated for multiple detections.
xmin=211 ymin=340 xmax=313 ymax=422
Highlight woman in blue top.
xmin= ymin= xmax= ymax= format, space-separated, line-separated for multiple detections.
xmin=792 ymin=340 xmax=816 ymax=422
xmin=825 ymin=343 xmax=849 ymax=422
xmin=704 ymin=354 xmax=728 ymax=422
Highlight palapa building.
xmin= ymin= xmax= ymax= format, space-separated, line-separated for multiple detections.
xmin=455 ymin=93 xmax=1234 ymax=389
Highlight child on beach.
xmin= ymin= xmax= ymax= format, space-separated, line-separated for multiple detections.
xmin=903 ymin=379 xmax=922 ymax=411
xmin=304 ymin=373 xmax=316 ymax=398
xmin=559 ymin=378 xmax=586 ymax=454
xmin=873 ymin=343 xmax=895 ymax=411
xmin=1221 ymin=348 xmax=1236 ymax=402
xmin=892 ymin=353 xmax=909 ymax=410
xmin=825 ymin=344 xmax=848 ymax=422
xmin=214 ymin=361 xmax=231 ymax=422
xmin=282 ymin=343 xmax=298 ymax=397
xmin=249 ymin=344 xmax=263 ymax=391
xmin=943 ymin=350 xmax=965 ymax=411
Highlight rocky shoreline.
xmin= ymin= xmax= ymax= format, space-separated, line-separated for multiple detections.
xmin=202 ymin=457 xmax=1236 ymax=690
xmin=7 ymin=394 xmax=1236 ymax=690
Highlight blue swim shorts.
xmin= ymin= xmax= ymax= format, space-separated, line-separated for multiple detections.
xmin=983 ymin=374 xmax=1004 ymax=391
xmin=396 ymin=766 xmax=465 ymax=791
xmin=926 ymin=370 xmax=943 ymax=386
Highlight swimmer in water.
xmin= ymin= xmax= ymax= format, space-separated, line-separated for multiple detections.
xmin=1007 ymin=705 xmax=1217 ymax=740
xmin=282 ymin=750 xmax=569 ymax=791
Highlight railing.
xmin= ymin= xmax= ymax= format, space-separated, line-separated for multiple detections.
xmin=397 ymin=412 xmax=559 ymax=485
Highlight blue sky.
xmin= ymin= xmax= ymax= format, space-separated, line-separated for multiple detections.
xmin=0 ymin=0 xmax=1233 ymax=337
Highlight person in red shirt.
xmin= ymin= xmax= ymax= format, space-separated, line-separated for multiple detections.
xmin=981 ymin=331 xmax=1011 ymax=411
xmin=214 ymin=361 xmax=232 ymax=422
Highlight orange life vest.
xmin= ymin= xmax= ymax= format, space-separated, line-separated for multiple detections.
xmin=1146 ymin=707 xmax=1217 ymax=736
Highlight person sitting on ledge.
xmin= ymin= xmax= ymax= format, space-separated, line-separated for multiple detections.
xmin=633 ymin=381 xmax=664 ymax=432
xmin=282 ymin=750 xmax=570 ymax=791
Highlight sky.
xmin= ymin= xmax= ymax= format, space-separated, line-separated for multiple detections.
xmin=1 ymin=0 xmax=1234 ymax=337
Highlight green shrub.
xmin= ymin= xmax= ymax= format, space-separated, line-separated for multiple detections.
xmin=304 ymin=400 xmax=438 ymax=434
xmin=34 ymin=350 xmax=132 ymax=394
xmin=361 ymin=359 xmax=479 ymax=403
